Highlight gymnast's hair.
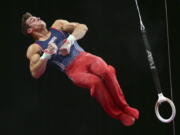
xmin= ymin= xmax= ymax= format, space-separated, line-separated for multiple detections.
xmin=21 ymin=12 xmax=32 ymax=36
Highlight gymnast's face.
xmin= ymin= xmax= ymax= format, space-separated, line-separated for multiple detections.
xmin=26 ymin=16 xmax=46 ymax=34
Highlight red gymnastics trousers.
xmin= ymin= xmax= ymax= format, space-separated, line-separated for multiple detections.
xmin=65 ymin=52 xmax=139 ymax=126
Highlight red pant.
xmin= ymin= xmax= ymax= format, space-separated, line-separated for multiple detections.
xmin=65 ymin=52 xmax=139 ymax=123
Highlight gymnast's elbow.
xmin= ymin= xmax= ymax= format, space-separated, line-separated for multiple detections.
xmin=80 ymin=24 xmax=88 ymax=32
xmin=31 ymin=71 xmax=42 ymax=79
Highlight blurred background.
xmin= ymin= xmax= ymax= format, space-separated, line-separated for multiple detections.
xmin=0 ymin=0 xmax=179 ymax=135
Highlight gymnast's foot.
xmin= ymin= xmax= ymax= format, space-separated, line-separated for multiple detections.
xmin=119 ymin=113 xmax=135 ymax=126
xmin=123 ymin=106 xmax=139 ymax=120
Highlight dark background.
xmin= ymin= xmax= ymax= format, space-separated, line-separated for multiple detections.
xmin=1 ymin=0 xmax=179 ymax=135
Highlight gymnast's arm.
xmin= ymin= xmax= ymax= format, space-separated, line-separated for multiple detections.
xmin=51 ymin=19 xmax=88 ymax=40
xmin=26 ymin=44 xmax=48 ymax=79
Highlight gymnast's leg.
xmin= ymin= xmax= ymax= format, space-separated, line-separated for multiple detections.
xmin=88 ymin=55 xmax=139 ymax=119
xmin=66 ymin=71 xmax=135 ymax=126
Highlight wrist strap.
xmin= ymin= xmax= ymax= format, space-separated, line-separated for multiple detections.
xmin=40 ymin=49 xmax=52 ymax=60
xmin=64 ymin=35 xmax=76 ymax=45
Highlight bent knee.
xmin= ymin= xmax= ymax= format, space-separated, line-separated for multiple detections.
xmin=100 ymin=65 xmax=116 ymax=76
xmin=108 ymin=65 xmax=116 ymax=74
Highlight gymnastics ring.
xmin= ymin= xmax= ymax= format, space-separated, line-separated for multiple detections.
xmin=155 ymin=93 xmax=176 ymax=123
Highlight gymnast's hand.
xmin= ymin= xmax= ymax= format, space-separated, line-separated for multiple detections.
xmin=46 ymin=42 xmax=58 ymax=54
xmin=59 ymin=35 xmax=76 ymax=56
xmin=40 ymin=43 xmax=57 ymax=60
xmin=59 ymin=40 xmax=72 ymax=56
